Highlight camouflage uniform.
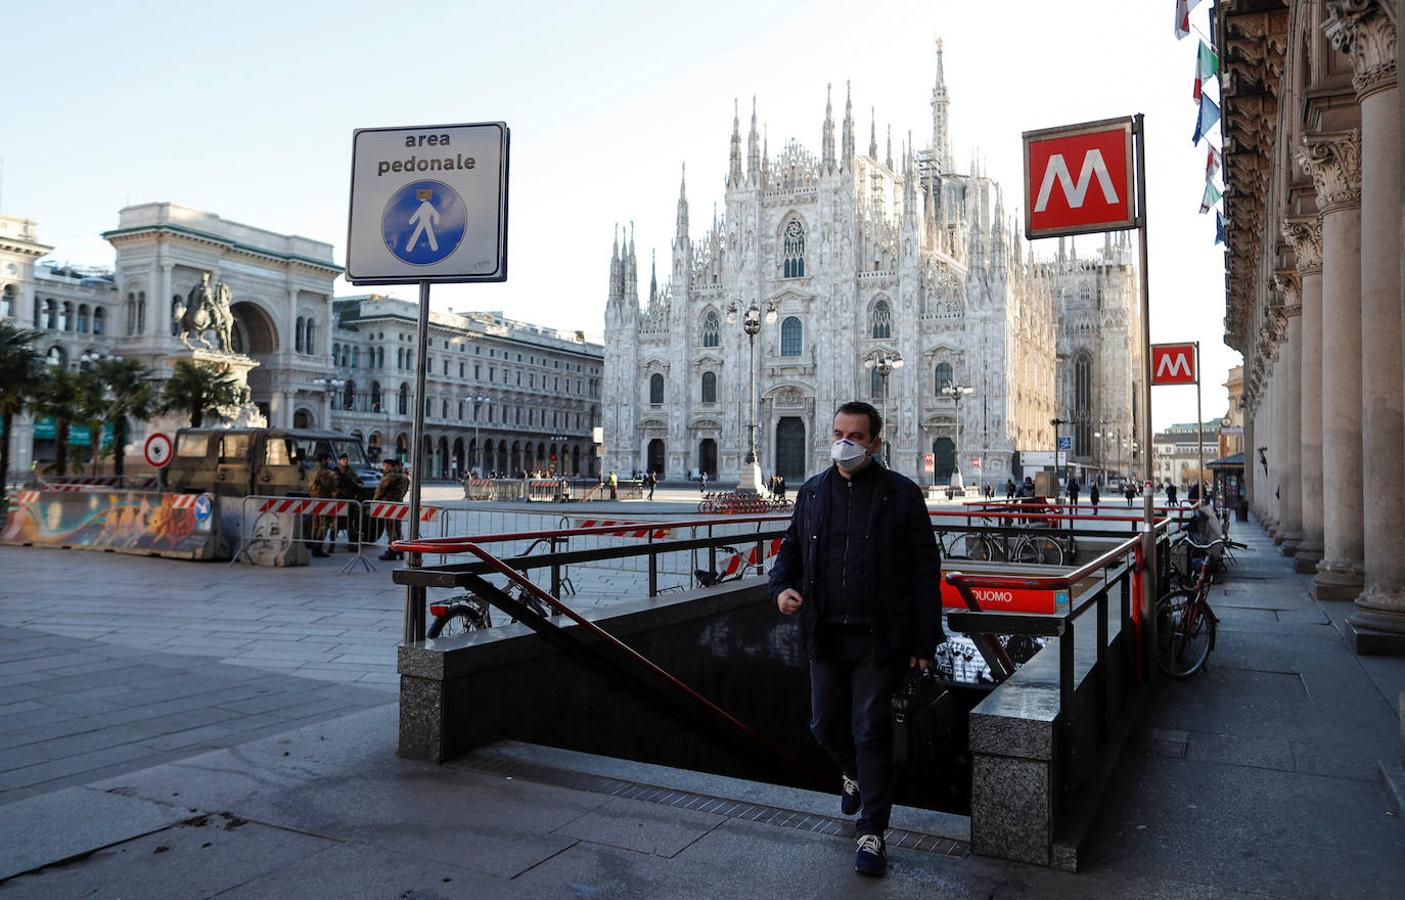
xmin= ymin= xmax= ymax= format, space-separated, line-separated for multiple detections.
xmin=332 ymin=463 xmax=361 ymax=549
xmin=375 ymin=469 xmax=411 ymax=556
xmin=306 ymin=461 xmax=338 ymax=552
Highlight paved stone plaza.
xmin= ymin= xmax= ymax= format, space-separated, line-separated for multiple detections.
xmin=0 ymin=510 xmax=1400 ymax=896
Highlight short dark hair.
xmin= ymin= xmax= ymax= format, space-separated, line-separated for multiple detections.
xmin=834 ymin=401 xmax=882 ymax=438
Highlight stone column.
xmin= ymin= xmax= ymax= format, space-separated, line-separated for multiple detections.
xmin=1274 ymin=276 xmax=1303 ymax=556
xmin=1299 ymin=129 xmax=1365 ymax=601
xmin=1283 ymin=218 xmax=1326 ymax=573
xmin=1328 ymin=1 xmax=1405 ymax=648
xmin=1267 ymin=360 xmax=1283 ymax=537
xmin=1243 ymin=409 xmax=1255 ymax=522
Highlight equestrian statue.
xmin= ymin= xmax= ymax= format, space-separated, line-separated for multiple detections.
xmin=175 ymin=272 xmax=235 ymax=352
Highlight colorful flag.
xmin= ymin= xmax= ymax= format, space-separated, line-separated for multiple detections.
xmin=1176 ymin=0 xmax=1204 ymax=39
xmin=1200 ymin=180 xmax=1222 ymax=214
xmin=1193 ymin=94 xmax=1220 ymax=145
xmin=1193 ymin=41 xmax=1219 ymax=101
xmin=1215 ymin=211 xmax=1225 ymax=245
xmin=1206 ymin=145 xmax=1222 ymax=181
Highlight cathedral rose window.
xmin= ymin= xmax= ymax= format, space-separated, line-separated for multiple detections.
xmin=782 ymin=220 xmax=806 ymax=278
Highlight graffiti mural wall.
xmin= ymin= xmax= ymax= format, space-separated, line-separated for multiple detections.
xmin=1 ymin=490 xmax=223 ymax=560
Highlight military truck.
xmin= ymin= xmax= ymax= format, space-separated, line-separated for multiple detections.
xmin=165 ymin=428 xmax=381 ymax=500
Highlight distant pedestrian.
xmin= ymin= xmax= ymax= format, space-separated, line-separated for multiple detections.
xmin=1090 ymin=483 xmax=1100 ymax=512
xmin=1005 ymin=479 xmax=1016 ymax=501
xmin=1166 ymin=483 xmax=1179 ymax=506
xmin=1187 ymin=481 xmax=1201 ymax=505
xmin=1067 ymin=477 xmax=1080 ymax=509
xmin=646 ymin=470 xmax=657 ymax=501
xmin=1125 ymin=482 xmax=1136 ymax=506
xmin=609 ymin=470 xmax=618 ymax=500
xmin=700 ymin=471 xmax=707 ymax=494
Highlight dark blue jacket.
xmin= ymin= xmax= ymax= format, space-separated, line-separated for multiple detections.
xmin=769 ymin=465 xmax=943 ymax=664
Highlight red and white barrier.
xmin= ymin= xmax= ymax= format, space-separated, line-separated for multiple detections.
xmin=366 ymin=501 xmax=440 ymax=522
xmin=573 ymin=518 xmax=673 ymax=539
xmin=717 ymin=538 xmax=784 ymax=580
xmin=256 ymin=497 xmax=351 ymax=516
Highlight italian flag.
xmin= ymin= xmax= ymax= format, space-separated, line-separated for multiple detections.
xmin=1200 ymin=180 xmax=1222 ymax=214
xmin=1176 ymin=0 xmax=1204 ymax=40
xmin=1193 ymin=41 xmax=1219 ymax=101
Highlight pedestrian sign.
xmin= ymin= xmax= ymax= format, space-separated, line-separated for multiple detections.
xmin=1057 ymin=436 xmax=1073 ymax=450
xmin=346 ymin=122 xmax=509 ymax=284
xmin=383 ymin=181 xmax=466 ymax=266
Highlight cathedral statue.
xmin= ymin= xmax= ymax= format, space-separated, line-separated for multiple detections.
xmin=174 ymin=272 xmax=235 ymax=352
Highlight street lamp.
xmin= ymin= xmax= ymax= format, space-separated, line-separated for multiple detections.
xmin=1049 ymin=417 xmax=1067 ymax=489
xmin=466 ymin=394 xmax=490 ymax=474
xmin=312 ymin=377 xmax=346 ymax=429
xmin=726 ymin=298 xmax=777 ymax=494
xmin=941 ymin=380 xmax=974 ymax=490
xmin=863 ymin=350 xmax=904 ymax=468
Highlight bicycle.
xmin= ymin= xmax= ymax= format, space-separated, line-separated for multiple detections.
xmin=1156 ymin=537 xmax=1222 ymax=679
xmin=427 ymin=581 xmax=555 ymax=638
xmin=941 ymin=516 xmax=1064 ymax=565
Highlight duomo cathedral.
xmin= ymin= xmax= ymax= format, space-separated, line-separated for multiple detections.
xmin=602 ymin=41 xmax=1143 ymax=488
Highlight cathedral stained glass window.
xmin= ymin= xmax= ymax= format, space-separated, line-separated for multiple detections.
xmin=871 ymin=299 xmax=892 ymax=339
xmin=782 ymin=220 xmax=806 ymax=278
xmin=701 ymin=371 xmax=717 ymax=403
xmin=780 ymin=316 xmax=802 ymax=357
xmin=702 ymin=311 xmax=720 ymax=348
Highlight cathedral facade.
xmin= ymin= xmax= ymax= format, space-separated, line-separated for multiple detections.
xmin=602 ymin=43 xmax=1142 ymax=489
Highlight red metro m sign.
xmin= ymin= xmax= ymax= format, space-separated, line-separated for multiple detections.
xmin=1023 ymin=117 xmax=1137 ymax=239
xmin=1151 ymin=342 xmax=1198 ymax=386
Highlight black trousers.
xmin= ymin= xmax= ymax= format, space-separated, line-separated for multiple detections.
xmin=809 ymin=626 xmax=908 ymax=837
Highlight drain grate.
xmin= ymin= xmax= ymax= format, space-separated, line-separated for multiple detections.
xmin=455 ymin=751 xmax=970 ymax=857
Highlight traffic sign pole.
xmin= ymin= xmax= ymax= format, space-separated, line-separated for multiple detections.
xmin=1134 ymin=112 xmax=1158 ymax=679
xmin=1196 ymin=341 xmax=1204 ymax=503
xmin=403 ymin=279 xmax=432 ymax=646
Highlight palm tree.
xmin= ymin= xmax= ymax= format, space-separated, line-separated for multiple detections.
xmin=0 ymin=322 xmax=43 ymax=501
xmin=88 ymin=358 xmax=157 ymax=477
xmin=161 ymin=359 xmax=242 ymax=428
xmin=30 ymin=367 xmax=81 ymax=477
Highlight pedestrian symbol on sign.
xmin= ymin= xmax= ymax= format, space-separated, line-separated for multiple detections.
xmin=382 ymin=180 xmax=466 ymax=266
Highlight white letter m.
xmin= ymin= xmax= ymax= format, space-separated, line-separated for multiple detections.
xmin=1156 ymin=351 xmax=1193 ymax=380
xmin=1034 ymin=149 xmax=1119 ymax=212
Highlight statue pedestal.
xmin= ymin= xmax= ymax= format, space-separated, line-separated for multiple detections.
xmin=186 ymin=350 xmax=265 ymax=428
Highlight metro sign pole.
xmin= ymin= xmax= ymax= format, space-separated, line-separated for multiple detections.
xmin=1151 ymin=341 xmax=1204 ymax=499
xmin=1025 ymin=114 xmax=1155 ymax=679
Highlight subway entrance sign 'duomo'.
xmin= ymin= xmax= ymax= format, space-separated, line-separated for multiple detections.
xmin=1023 ymin=117 xmax=1136 ymax=239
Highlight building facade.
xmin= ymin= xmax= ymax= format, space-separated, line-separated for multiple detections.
xmin=1218 ymin=0 xmax=1403 ymax=650
xmin=0 ymin=206 xmax=602 ymax=479
xmin=1152 ymin=420 xmax=1220 ymax=488
xmin=602 ymin=42 xmax=1142 ymax=489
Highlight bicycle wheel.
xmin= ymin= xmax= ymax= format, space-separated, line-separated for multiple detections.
xmin=945 ymin=533 xmax=989 ymax=561
xmin=427 ymin=602 xmax=492 ymax=639
xmin=1156 ymin=590 xmax=1215 ymax=679
xmin=1015 ymin=535 xmax=1063 ymax=565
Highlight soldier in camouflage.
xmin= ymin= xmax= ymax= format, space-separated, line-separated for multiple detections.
xmin=375 ymin=459 xmax=411 ymax=560
xmin=305 ymin=454 xmax=338 ymax=558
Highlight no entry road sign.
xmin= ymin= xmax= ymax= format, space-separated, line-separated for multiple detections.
xmin=144 ymin=432 xmax=173 ymax=468
xmin=346 ymin=122 xmax=509 ymax=284
xmin=1023 ymin=117 xmax=1136 ymax=239
xmin=1152 ymin=342 xmax=1198 ymax=385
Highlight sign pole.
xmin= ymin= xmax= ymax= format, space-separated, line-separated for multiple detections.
xmin=1195 ymin=341 xmax=1204 ymax=503
xmin=403 ymin=279 xmax=432 ymax=645
xmin=1134 ymin=113 xmax=1158 ymax=674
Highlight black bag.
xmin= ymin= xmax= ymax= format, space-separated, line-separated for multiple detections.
xmin=891 ymin=667 xmax=955 ymax=770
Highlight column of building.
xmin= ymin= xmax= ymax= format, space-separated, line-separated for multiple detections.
xmin=1330 ymin=3 xmax=1405 ymax=648
xmin=1275 ymin=277 xmax=1303 ymax=556
xmin=1282 ymin=217 xmax=1324 ymax=574
xmin=1297 ymin=129 xmax=1364 ymax=600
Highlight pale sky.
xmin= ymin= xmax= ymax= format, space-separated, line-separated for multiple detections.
xmin=3 ymin=0 xmax=1235 ymax=429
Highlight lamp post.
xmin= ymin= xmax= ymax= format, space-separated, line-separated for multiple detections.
xmin=1050 ymin=417 xmax=1067 ymax=494
xmin=312 ymin=377 xmax=346 ymax=430
xmin=941 ymin=379 xmax=974 ymax=490
xmin=726 ymin=298 xmax=777 ymax=493
xmin=466 ymin=394 xmax=489 ymax=475
xmin=863 ymin=350 xmax=904 ymax=469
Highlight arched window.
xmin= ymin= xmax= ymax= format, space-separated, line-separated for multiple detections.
xmin=92 ymin=308 xmax=105 ymax=336
xmin=701 ymin=371 xmax=717 ymax=404
xmin=137 ymin=292 xmax=146 ymax=334
xmin=649 ymin=373 xmax=664 ymax=405
xmin=702 ymin=311 xmax=720 ymax=348
xmin=351 ymin=347 xmax=359 ymax=369
xmin=935 ymin=362 xmax=954 ymax=397
xmin=77 ymin=304 xmax=89 ymax=334
xmin=332 ymin=342 xmax=341 ymax=366
xmin=398 ymin=383 xmax=409 ymax=415
xmin=45 ymin=298 xmax=58 ymax=330
xmin=343 ymin=380 xmax=356 ymax=410
xmin=870 ymin=299 xmax=892 ymax=339
xmin=782 ymin=219 xmax=806 ymax=278
xmin=780 ymin=316 xmax=802 ymax=357
xmin=304 ymin=321 xmax=315 ymax=355
xmin=397 ymin=347 xmax=405 ymax=369
xmin=870 ymin=367 xmax=885 ymax=400
xmin=1075 ymin=352 xmax=1094 ymax=457
xmin=405 ymin=349 xmax=413 ymax=370
xmin=46 ymin=345 xmax=67 ymax=368
xmin=0 ymin=285 xmax=13 ymax=318
xmin=123 ymin=295 xmax=134 ymax=335
xmin=295 ymin=317 xmax=305 ymax=353
xmin=60 ymin=301 xmax=73 ymax=332
xmin=371 ymin=381 xmax=382 ymax=412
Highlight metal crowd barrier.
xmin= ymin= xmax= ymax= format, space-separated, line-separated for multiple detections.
xmin=228 ymin=495 xmax=450 ymax=575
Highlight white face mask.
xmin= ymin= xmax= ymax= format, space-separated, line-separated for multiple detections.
xmin=830 ymin=438 xmax=871 ymax=472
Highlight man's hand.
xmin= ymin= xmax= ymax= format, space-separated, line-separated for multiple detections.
xmin=776 ymin=588 xmax=804 ymax=615
xmin=908 ymin=657 xmax=930 ymax=672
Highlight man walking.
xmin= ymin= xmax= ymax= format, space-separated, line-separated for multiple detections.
xmin=1066 ymin=476 xmax=1080 ymax=510
xmin=770 ymin=401 xmax=941 ymax=877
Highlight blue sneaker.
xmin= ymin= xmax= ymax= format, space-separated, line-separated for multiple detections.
xmin=840 ymin=774 xmax=861 ymax=816
xmin=855 ymin=833 xmax=887 ymax=876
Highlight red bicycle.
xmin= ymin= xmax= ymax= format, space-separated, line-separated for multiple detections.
xmin=1156 ymin=536 xmax=1222 ymax=679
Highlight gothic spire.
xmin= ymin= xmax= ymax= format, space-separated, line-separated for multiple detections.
xmin=729 ymin=99 xmax=743 ymax=188
xmin=762 ymin=126 xmax=770 ymax=185
xmin=841 ymin=80 xmax=855 ymax=169
xmin=930 ymin=36 xmax=953 ymax=173
xmin=676 ymin=163 xmax=689 ymax=239
xmin=608 ymin=224 xmax=622 ymax=305
xmin=821 ymin=83 xmax=836 ymax=173
xmin=747 ymin=96 xmax=761 ymax=183
xmin=869 ymin=107 xmax=878 ymax=159
xmin=649 ymin=249 xmax=657 ymax=305
xmin=885 ymin=124 xmax=893 ymax=170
